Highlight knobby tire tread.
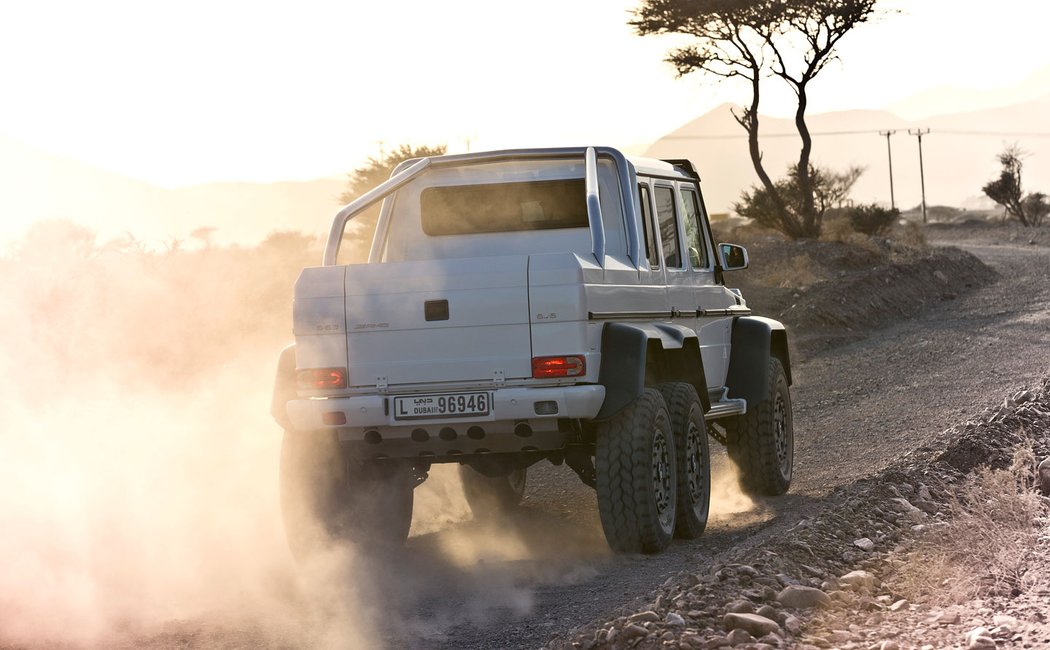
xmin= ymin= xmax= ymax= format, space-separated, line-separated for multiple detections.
xmin=726 ymin=357 xmax=792 ymax=496
xmin=656 ymin=382 xmax=711 ymax=540
xmin=596 ymin=388 xmax=675 ymax=554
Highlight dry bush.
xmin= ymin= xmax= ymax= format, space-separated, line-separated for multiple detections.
xmin=752 ymin=253 xmax=823 ymax=288
xmin=896 ymin=440 xmax=1047 ymax=604
xmin=817 ymin=218 xmax=884 ymax=255
xmin=846 ymin=204 xmax=899 ymax=236
xmin=820 ymin=217 xmax=854 ymax=243
xmin=896 ymin=222 xmax=928 ymax=250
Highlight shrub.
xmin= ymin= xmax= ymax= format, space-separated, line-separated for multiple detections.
xmin=735 ymin=164 xmax=864 ymax=240
xmin=846 ymin=204 xmax=899 ymax=236
xmin=896 ymin=442 xmax=1046 ymax=604
xmin=898 ymin=222 xmax=928 ymax=249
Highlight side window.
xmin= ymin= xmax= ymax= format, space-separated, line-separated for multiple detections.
xmin=654 ymin=185 xmax=682 ymax=269
xmin=637 ymin=184 xmax=660 ymax=268
xmin=681 ymin=187 xmax=709 ymax=269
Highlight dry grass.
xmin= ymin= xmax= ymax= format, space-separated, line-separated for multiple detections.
xmin=753 ymin=253 xmax=823 ymax=288
xmin=819 ymin=220 xmax=885 ymax=255
xmin=895 ymin=438 xmax=1048 ymax=604
xmin=896 ymin=222 xmax=929 ymax=250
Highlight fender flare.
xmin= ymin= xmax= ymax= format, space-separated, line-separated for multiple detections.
xmin=271 ymin=344 xmax=297 ymax=431
xmin=595 ymin=322 xmax=710 ymax=419
xmin=725 ymin=316 xmax=792 ymax=407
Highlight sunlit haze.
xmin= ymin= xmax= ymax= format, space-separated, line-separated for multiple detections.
xmin=2 ymin=0 xmax=1049 ymax=188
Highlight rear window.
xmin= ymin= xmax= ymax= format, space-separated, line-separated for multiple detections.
xmin=420 ymin=179 xmax=588 ymax=236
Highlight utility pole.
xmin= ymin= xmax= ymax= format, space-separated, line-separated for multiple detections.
xmin=878 ymin=130 xmax=897 ymax=209
xmin=908 ymin=128 xmax=930 ymax=223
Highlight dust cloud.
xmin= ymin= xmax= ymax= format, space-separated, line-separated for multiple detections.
xmin=709 ymin=454 xmax=757 ymax=517
xmin=0 ymin=220 xmax=599 ymax=649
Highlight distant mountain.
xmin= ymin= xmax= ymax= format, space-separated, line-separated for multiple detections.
xmin=645 ymin=99 xmax=1050 ymax=216
xmin=0 ymin=134 xmax=345 ymax=247
xmin=886 ymin=64 xmax=1050 ymax=120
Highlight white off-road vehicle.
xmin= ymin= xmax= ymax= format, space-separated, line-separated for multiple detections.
xmin=272 ymin=147 xmax=793 ymax=555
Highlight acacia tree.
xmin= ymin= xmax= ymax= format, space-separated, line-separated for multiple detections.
xmin=336 ymin=143 xmax=447 ymax=262
xmin=339 ymin=143 xmax=447 ymax=204
xmin=735 ymin=163 xmax=863 ymax=229
xmin=983 ymin=144 xmax=1048 ymax=227
xmin=631 ymin=0 xmax=880 ymax=238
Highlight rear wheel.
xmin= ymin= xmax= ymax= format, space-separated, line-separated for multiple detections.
xmin=595 ymin=388 xmax=677 ymax=554
xmin=459 ymin=465 xmax=527 ymax=517
xmin=279 ymin=429 xmax=414 ymax=560
xmin=656 ymin=382 xmax=711 ymax=539
xmin=726 ymin=357 xmax=793 ymax=496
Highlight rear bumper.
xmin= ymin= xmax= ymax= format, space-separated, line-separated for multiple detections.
xmin=285 ymin=385 xmax=606 ymax=460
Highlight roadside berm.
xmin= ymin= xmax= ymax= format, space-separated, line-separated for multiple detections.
xmin=548 ymin=378 xmax=1050 ymax=650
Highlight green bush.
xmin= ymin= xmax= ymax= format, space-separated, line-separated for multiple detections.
xmin=846 ymin=204 xmax=899 ymax=236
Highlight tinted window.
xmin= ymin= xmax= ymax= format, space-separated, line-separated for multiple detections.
xmin=637 ymin=184 xmax=660 ymax=268
xmin=421 ymin=179 xmax=588 ymax=235
xmin=681 ymin=188 xmax=708 ymax=269
xmin=654 ymin=186 xmax=681 ymax=268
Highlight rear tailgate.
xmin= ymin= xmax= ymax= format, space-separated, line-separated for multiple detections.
xmin=344 ymin=255 xmax=532 ymax=388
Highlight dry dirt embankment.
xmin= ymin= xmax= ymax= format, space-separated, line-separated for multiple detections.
xmin=549 ymin=381 xmax=1050 ymax=650
xmin=724 ymin=235 xmax=995 ymax=357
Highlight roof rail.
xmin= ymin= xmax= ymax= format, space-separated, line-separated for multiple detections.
xmin=661 ymin=158 xmax=701 ymax=182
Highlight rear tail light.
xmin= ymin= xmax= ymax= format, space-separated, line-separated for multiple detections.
xmin=532 ymin=355 xmax=586 ymax=379
xmin=297 ymin=367 xmax=347 ymax=390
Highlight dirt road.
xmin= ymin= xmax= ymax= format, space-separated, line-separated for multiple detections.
xmin=34 ymin=231 xmax=1045 ymax=650
xmin=391 ymin=233 xmax=1050 ymax=650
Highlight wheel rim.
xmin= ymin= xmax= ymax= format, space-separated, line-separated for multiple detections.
xmin=652 ymin=427 xmax=674 ymax=531
xmin=684 ymin=420 xmax=706 ymax=512
xmin=773 ymin=391 xmax=792 ymax=478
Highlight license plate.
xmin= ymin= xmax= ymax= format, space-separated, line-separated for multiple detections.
xmin=393 ymin=392 xmax=491 ymax=420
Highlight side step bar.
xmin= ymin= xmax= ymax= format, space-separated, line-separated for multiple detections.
xmin=705 ymin=388 xmax=746 ymax=420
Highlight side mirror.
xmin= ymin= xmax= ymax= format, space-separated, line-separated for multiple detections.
xmin=717 ymin=243 xmax=749 ymax=271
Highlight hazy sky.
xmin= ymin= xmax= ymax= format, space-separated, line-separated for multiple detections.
xmin=2 ymin=0 xmax=1049 ymax=187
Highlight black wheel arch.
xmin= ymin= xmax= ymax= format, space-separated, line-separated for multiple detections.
xmin=595 ymin=322 xmax=710 ymax=419
xmin=725 ymin=316 xmax=792 ymax=407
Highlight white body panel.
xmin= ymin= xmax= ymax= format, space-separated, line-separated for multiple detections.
xmin=287 ymin=147 xmax=756 ymax=459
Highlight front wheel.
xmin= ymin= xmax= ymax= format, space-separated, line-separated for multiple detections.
xmin=279 ymin=430 xmax=414 ymax=560
xmin=595 ymin=388 xmax=677 ymax=554
xmin=726 ymin=357 xmax=793 ymax=496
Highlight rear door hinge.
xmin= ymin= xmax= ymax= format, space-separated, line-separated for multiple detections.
xmin=376 ymin=376 xmax=388 ymax=393
xmin=493 ymin=370 xmax=505 ymax=387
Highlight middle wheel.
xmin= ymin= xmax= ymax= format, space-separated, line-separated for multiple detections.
xmin=595 ymin=387 xmax=677 ymax=554
xmin=656 ymin=382 xmax=711 ymax=539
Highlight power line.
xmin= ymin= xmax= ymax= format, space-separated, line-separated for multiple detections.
xmin=662 ymin=129 xmax=881 ymax=140
xmin=934 ymin=130 xmax=1050 ymax=138
xmin=661 ymin=129 xmax=1050 ymax=140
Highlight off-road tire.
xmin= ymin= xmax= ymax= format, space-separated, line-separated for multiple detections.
xmin=595 ymin=388 xmax=677 ymax=554
xmin=459 ymin=465 xmax=527 ymax=518
xmin=280 ymin=429 xmax=414 ymax=560
xmin=656 ymin=382 xmax=711 ymax=539
xmin=726 ymin=357 xmax=793 ymax=496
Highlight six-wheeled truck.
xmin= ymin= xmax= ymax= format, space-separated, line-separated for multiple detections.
xmin=271 ymin=147 xmax=793 ymax=556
